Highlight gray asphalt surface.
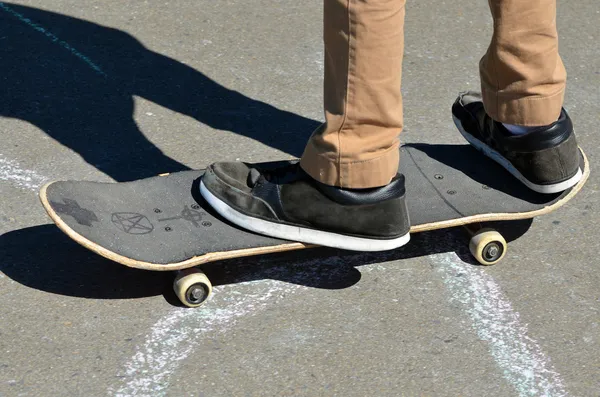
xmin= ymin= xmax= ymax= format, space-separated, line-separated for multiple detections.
xmin=1 ymin=1 xmax=598 ymax=396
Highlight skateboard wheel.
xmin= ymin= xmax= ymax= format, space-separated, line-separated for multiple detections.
xmin=469 ymin=228 xmax=507 ymax=266
xmin=173 ymin=269 xmax=213 ymax=308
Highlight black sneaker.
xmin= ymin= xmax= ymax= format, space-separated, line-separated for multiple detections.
xmin=200 ymin=161 xmax=410 ymax=251
xmin=452 ymin=92 xmax=582 ymax=194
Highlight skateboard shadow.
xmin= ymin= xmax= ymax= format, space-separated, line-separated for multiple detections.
xmin=190 ymin=219 xmax=534 ymax=293
xmin=0 ymin=225 xmax=168 ymax=299
xmin=405 ymin=143 xmax=563 ymax=204
xmin=0 ymin=220 xmax=532 ymax=305
xmin=0 ymin=3 xmax=319 ymax=181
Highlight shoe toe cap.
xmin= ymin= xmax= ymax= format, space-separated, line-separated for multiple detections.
xmin=207 ymin=162 xmax=253 ymax=193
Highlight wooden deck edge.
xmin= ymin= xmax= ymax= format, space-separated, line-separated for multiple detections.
xmin=40 ymin=183 xmax=309 ymax=271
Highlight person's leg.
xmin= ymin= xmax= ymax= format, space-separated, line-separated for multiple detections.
xmin=452 ymin=0 xmax=582 ymax=194
xmin=300 ymin=0 xmax=406 ymax=189
xmin=200 ymin=0 xmax=410 ymax=250
xmin=480 ymin=0 xmax=565 ymax=126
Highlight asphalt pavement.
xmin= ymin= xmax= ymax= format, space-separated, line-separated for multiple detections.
xmin=1 ymin=1 xmax=598 ymax=396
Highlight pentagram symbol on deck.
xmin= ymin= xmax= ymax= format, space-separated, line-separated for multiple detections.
xmin=111 ymin=213 xmax=154 ymax=235
xmin=50 ymin=199 xmax=99 ymax=227
xmin=158 ymin=205 xmax=205 ymax=227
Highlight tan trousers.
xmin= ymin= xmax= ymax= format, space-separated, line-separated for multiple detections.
xmin=300 ymin=0 xmax=566 ymax=188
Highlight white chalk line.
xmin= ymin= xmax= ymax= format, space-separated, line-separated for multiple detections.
xmin=0 ymin=154 xmax=48 ymax=283
xmin=110 ymin=243 xmax=567 ymax=397
xmin=0 ymin=154 xmax=49 ymax=192
xmin=110 ymin=281 xmax=300 ymax=397
xmin=431 ymin=252 xmax=567 ymax=397
xmin=0 ymin=2 xmax=107 ymax=76
xmin=109 ymin=255 xmax=355 ymax=397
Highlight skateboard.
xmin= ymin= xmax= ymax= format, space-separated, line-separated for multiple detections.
xmin=39 ymin=144 xmax=589 ymax=307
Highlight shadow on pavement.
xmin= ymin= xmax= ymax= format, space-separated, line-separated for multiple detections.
xmin=0 ymin=2 xmax=319 ymax=181
xmin=201 ymin=218 xmax=533 ymax=288
xmin=0 ymin=225 xmax=168 ymax=299
xmin=0 ymin=220 xmax=532 ymax=306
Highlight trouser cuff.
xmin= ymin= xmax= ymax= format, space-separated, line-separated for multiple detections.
xmin=482 ymin=87 xmax=565 ymax=126
xmin=300 ymin=140 xmax=400 ymax=189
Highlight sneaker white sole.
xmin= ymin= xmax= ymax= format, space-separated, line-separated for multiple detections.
xmin=200 ymin=181 xmax=410 ymax=252
xmin=453 ymin=115 xmax=583 ymax=194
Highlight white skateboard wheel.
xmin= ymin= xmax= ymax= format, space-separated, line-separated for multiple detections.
xmin=469 ymin=228 xmax=507 ymax=265
xmin=173 ymin=268 xmax=213 ymax=308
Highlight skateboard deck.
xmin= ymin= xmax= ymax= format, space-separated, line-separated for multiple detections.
xmin=40 ymin=144 xmax=589 ymax=306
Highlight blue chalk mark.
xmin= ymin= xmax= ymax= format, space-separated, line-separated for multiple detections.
xmin=0 ymin=2 xmax=107 ymax=77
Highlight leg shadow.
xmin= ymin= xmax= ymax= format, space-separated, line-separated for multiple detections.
xmin=0 ymin=3 xmax=319 ymax=181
